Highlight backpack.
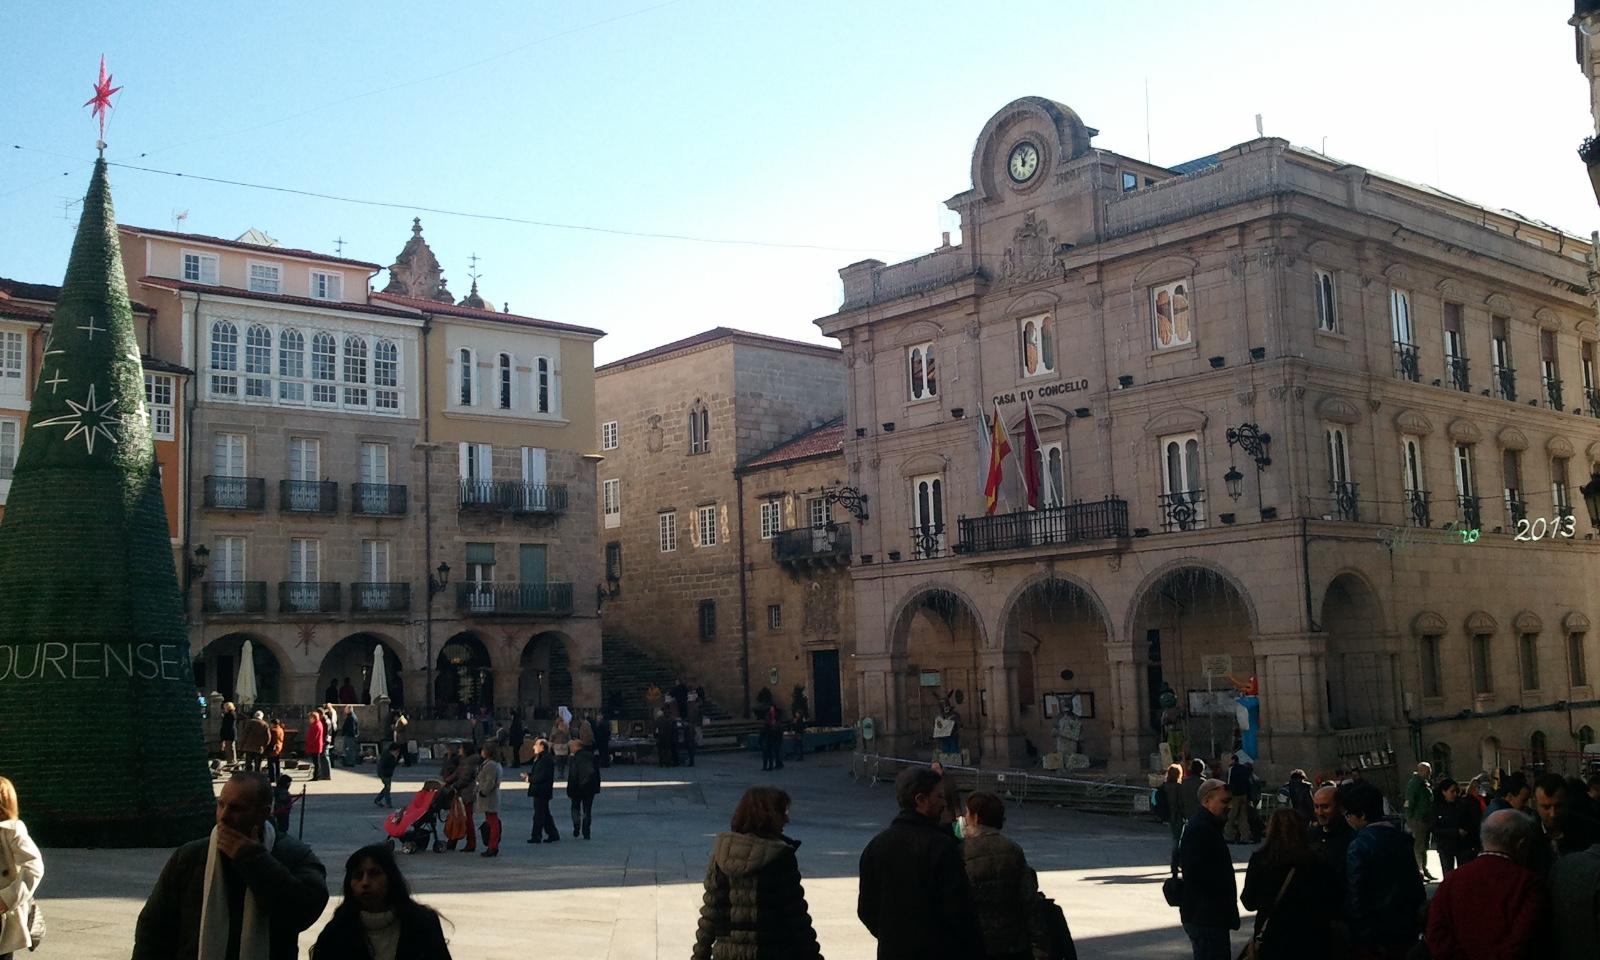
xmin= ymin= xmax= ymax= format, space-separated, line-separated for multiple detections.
xmin=1152 ymin=787 xmax=1170 ymax=822
xmin=1029 ymin=893 xmax=1078 ymax=960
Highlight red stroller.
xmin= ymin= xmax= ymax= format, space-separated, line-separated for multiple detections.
xmin=385 ymin=779 xmax=448 ymax=854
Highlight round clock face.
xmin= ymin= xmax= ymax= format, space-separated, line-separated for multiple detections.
xmin=1008 ymin=141 xmax=1040 ymax=183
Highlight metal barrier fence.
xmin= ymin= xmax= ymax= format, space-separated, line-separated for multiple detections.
xmin=850 ymin=753 xmax=1152 ymax=816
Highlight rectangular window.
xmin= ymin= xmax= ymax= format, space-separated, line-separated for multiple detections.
xmin=1019 ymin=314 xmax=1055 ymax=377
xmin=1443 ymin=303 xmax=1468 ymax=392
xmin=602 ymin=478 xmax=621 ymax=528
xmin=1389 ymin=289 xmax=1414 ymax=345
xmin=458 ymin=441 xmax=492 ymax=485
xmin=536 ymin=357 xmax=552 ymax=413
xmin=309 ymin=270 xmax=343 ymax=301
xmin=1570 ymin=632 xmax=1590 ymax=687
xmin=0 ymin=417 xmax=18 ymax=479
xmin=360 ymin=539 xmax=391 ymax=583
xmin=1314 ymin=269 xmax=1338 ymax=333
xmin=243 ymin=324 xmax=272 ymax=398
xmin=183 ymin=252 xmax=219 ymax=285
xmin=1151 ymin=280 xmax=1193 ymax=349
xmin=1471 ymin=634 xmax=1493 ymax=695
xmin=373 ymin=339 xmax=399 ymax=411
xmin=457 ymin=348 xmax=476 ymax=407
xmin=287 ymin=436 xmax=320 ymax=482
xmin=689 ymin=402 xmax=710 ymax=454
xmin=911 ymin=474 xmax=945 ymax=558
xmin=808 ymin=497 xmax=828 ymax=529
xmin=767 ymin=603 xmax=782 ymax=631
xmin=1454 ymin=443 xmax=1476 ymax=500
xmin=287 ymin=537 xmax=321 ymax=583
xmin=213 ymin=433 xmax=247 ymax=477
xmin=1541 ymin=329 xmax=1561 ymax=408
xmin=247 ymin=262 xmax=281 ymax=294
xmin=0 ymin=330 xmax=24 ymax=395
xmin=465 ymin=542 xmax=495 ymax=588
xmin=1492 ymin=316 xmax=1515 ymax=400
xmin=360 ymin=442 xmax=390 ymax=485
xmin=604 ymin=541 xmax=622 ymax=582
xmin=698 ymin=599 xmax=717 ymax=641
xmin=1421 ymin=636 xmax=1443 ymax=698
xmin=144 ymin=373 xmax=175 ymax=440
xmin=1520 ymin=633 xmax=1540 ymax=692
xmin=1121 ymin=171 xmax=1138 ymax=192
xmin=214 ymin=536 xmax=246 ymax=580
xmin=311 ymin=333 xmax=337 ymax=404
xmin=1402 ymin=436 xmax=1424 ymax=494
xmin=277 ymin=329 xmax=305 ymax=403
xmin=342 ymin=335 xmax=369 ymax=407
xmin=498 ymin=353 xmax=514 ymax=409
xmin=659 ymin=511 xmax=678 ymax=553
xmin=601 ymin=420 xmax=618 ymax=450
xmin=209 ymin=321 xmax=239 ymax=397
xmin=1040 ymin=441 xmax=1067 ymax=507
xmin=696 ymin=504 xmax=718 ymax=547
xmin=907 ymin=343 xmax=937 ymax=400
xmin=759 ymin=500 xmax=781 ymax=540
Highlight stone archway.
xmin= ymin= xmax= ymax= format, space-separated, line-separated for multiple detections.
xmin=435 ymin=632 xmax=493 ymax=717
xmin=1002 ymin=577 xmax=1113 ymax=765
xmin=194 ymin=633 xmax=284 ymax=705
xmin=318 ymin=633 xmax=405 ymax=707
xmin=888 ymin=586 xmax=986 ymax=757
xmin=518 ymin=631 xmax=574 ymax=720
xmin=1321 ymin=572 xmax=1393 ymax=729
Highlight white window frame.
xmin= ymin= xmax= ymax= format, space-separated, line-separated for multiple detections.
xmin=213 ymin=432 xmax=247 ymax=477
xmin=1040 ymin=440 xmax=1066 ymax=507
xmin=214 ymin=535 xmax=247 ymax=580
xmin=0 ymin=417 xmax=19 ymax=482
xmin=243 ymin=324 xmax=272 ymax=399
xmin=458 ymin=442 xmax=492 ymax=483
xmin=1325 ymin=424 xmax=1351 ymax=486
xmin=1018 ymin=313 xmax=1055 ymax=378
xmin=373 ymin=338 xmax=400 ymax=411
xmin=1442 ymin=303 xmax=1465 ymax=362
xmin=1313 ymin=268 xmax=1338 ymax=333
xmin=287 ymin=537 xmax=321 ymax=583
xmin=696 ymin=504 xmax=718 ymax=547
xmin=310 ymin=332 xmax=338 ymax=406
xmin=246 ymin=261 xmax=282 ymax=294
xmin=1389 ymin=288 xmax=1414 ymax=346
xmin=182 ymin=250 xmax=219 ymax=285
xmin=659 ymin=511 xmax=678 ymax=553
xmin=907 ymin=342 xmax=938 ymax=401
xmin=601 ymin=420 xmax=618 ymax=450
xmin=1401 ymin=436 xmax=1425 ymax=495
xmin=277 ymin=328 xmax=306 ymax=404
xmin=1454 ymin=443 xmax=1477 ymax=501
xmin=359 ymin=442 xmax=390 ymax=485
xmin=603 ymin=478 xmax=622 ymax=528
xmin=308 ymin=269 xmax=343 ymax=301
xmin=287 ymin=436 xmax=321 ymax=482
xmin=808 ymin=497 xmax=828 ymax=529
xmin=767 ymin=604 xmax=783 ymax=631
xmin=911 ymin=474 xmax=945 ymax=558
xmin=0 ymin=329 xmax=25 ymax=396
xmin=1150 ymin=279 xmax=1193 ymax=350
xmin=457 ymin=347 xmax=477 ymax=407
xmin=144 ymin=373 xmax=175 ymax=440
xmin=535 ymin=356 xmax=553 ymax=414
xmin=342 ymin=335 xmax=369 ymax=408
xmin=497 ymin=352 xmax=515 ymax=410
xmin=360 ymin=539 xmax=391 ymax=583
xmin=209 ymin=320 xmax=239 ymax=397
xmin=759 ymin=500 xmax=781 ymax=540
xmin=1159 ymin=432 xmax=1205 ymax=528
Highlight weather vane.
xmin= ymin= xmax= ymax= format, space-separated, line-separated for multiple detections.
xmin=467 ymin=252 xmax=481 ymax=285
xmin=84 ymin=55 xmax=122 ymax=154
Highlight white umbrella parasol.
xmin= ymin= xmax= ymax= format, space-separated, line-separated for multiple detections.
xmin=235 ymin=639 xmax=258 ymax=706
xmin=369 ymin=645 xmax=390 ymax=702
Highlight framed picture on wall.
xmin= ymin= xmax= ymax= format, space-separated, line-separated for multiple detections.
xmin=1043 ymin=691 xmax=1095 ymax=719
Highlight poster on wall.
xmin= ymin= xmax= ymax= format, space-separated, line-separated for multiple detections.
xmin=1188 ymin=689 xmax=1239 ymax=717
xmin=1042 ymin=691 xmax=1095 ymax=719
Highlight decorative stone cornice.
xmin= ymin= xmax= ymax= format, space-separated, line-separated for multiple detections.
xmin=1315 ymin=394 xmax=1361 ymax=425
xmin=1448 ymin=418 xmax=1482 ymax=443
xmin=1395 ymin=409 xmax=1433 ymax=436
xmin=1496 ymin=426 xmax=1528 ymax=451
xmin=1465 ymin=610 xmax=1498 ymax=635
xmin=1412 ymin=610 xmax=1447 ymax=636
xmin=1512 ymin=610 xmax=1543 ymax=634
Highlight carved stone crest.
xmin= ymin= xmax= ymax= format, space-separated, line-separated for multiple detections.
xmin=997 ymin=213 xmax=1064 ymax=286
xmin=646 ymin=415 xmax=664 ymax=453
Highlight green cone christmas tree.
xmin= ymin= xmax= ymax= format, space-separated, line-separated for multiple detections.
xmin=0 ymin=158 xmax=213 ymax=846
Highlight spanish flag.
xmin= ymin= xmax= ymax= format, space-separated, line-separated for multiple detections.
xmin=983 ymin=401 xmax=1013 ymax=515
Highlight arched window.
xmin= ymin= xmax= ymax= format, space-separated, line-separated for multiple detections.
xmin=373 ymin=339 xmax=399 ymax=411
xmin=498 ymin=352 xmax=514 ymax=409
xmin=244 ymin=324 xmax=272 ymax=398
xmin=343 ymin=335 xmax=369 ymax=407
xmin=536 ymin=356 xmax=551 ymax=413
xmin=689 ymin=400 xmax=710 ymax=454
xmin=458 ymin=348 xmax=475 ymax=406
xmin=278 ymin=328 xmax=305 ymax=402
xmin=208 ymin=320 xmax=238 ymax=396
xmin=311 ymin=332 xmax=337 ymax=404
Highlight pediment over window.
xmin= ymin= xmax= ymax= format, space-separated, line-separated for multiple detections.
xmin=1534 ymin=307 xmax=1560 ymax=332
xmin=1564 ymin=611 xmax=1592 ymax=634
xmin=1512 ymin=610 xmax=1543 ymax=634
xmin=1548 ymin=436 xmax=1575 ymax=459
xmin=1465 ymin=610 xmax=1498 ymax=635
xmin=1002 ymin=290 xmax=1061 ymax=317
xmin=1022 ymin=403 xmax=1071 ymax=430
xmin=1143 ymin=407 xmax=1207 ymax=437
xmin=1383 ymin=263 xmax=1412 ymax=285
xmin=1496 ymin=426 xmax=1528 ymax=451
xmin=1412 ymin=610 xmax=1448 ymax=636
xmin=1394 ymin=408 xmax=1433 ymax=436
xmin=1587 ymin=441 xmax=1600 ymax=467
xmin=1447 ymin=418 xmax=1481 ymax=443
xmin=1435 ymin=278 xmax=1465 ymax=299
xmin=1484 ymin=292 xmax=1513 ymax=315
xmin=1304 ymin=239 xmax=1340 ymax=262
xmin=1133 ymin=255 xmax=1199 ymax=286
xmin=1316 ymin=394 xmax=1361 ymax=425
xmin=899 ymin=453 xmax=950 ymax=477
xmin=892 ymin=319 xmax=946 ymax=348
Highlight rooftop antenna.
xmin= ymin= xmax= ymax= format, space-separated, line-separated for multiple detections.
xmin=172 ymin=209 xmax=189 ymax=231
xmin=1144 ymin=77 xmax=1152 ymax=163
xmin=56 ymin=197 xmax=77 ymax=221
xmin=333 ymin=236 xmax=345 ymax=255
xmin=1255 ymin=114 xmax=1263 ymax=138
xmin=1321 ymin=136 xmax=1328 ymax=155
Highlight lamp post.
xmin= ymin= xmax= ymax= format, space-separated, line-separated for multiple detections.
xmin=424 ymin=562 xmax=450 ymax=717
xmin=1580 ymin=473 xmax=1600 ymax=529
xmin=1225 ymin=423 xmax=1272 ymax=514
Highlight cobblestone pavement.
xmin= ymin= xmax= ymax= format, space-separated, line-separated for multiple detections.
xmin=38 ymin=751 xmax=1255 ymax=958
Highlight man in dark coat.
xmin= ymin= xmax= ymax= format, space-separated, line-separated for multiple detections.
xmin=1424 ymin=809 xmax=1547 ymax=959
xmin=1533 ymin=774 xmax=1599 ymax=875
xmin=594 ymin=709 xmax=612 ymax=767
xmin=1549 ymin=837 xmax=1600 ymax=960
xmin=1177 ymin=778 xmax=1240 ymax=960
xmin=857 ymin=766 xmax=983 ymax=959
xmin=1342 ymin=780 xmax=1424 ymax=958
xmin=507 ymin=709 xmax=525 ymax=768
xmin=567 ymin=741 xmax=601 ymax=839
xmin=1308 ymin=784 xmax=1355 ymax=906
xmin=131 ymin=772 xmax=328 ymax=960
xmin=522 ymin=737 xmax=559 ymax=843
xmin=1223 ymin=754 xmax=1254 ymax=843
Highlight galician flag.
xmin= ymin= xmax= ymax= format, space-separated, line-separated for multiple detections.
xmin=983 ymin=400 xmax=1013 ymax=515
xmin=1019 ymin=398 xmax=1043 ymax=508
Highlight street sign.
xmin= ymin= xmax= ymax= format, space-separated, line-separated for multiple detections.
xmin=919 ymin=671 xmax=942 ymax=687
xmin=1201 ymin=654 xmax=1232 ymax=679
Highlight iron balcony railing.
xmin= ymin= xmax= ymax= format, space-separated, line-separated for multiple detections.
xmin=351 ymin=582 xmax=411 ymax=614
xmin=456 ymin=581 xmax=574 ymax=616
xmin=279 ymin=581 xmax=341 ymax=614
xmin=1545 ymin=376 xmax=1564 ymax=411
xmin=279 ymin=479 xmax=338 ymax=514
xmin=1504 ymin=494 xmax=1528 ymax=527
xmin=772 ymin=525 xmax=852 ymax=564
xmin=1586 ymin=386 xmax=1600 ymax=418
xmin=352 ymin=483 xmax=408 ymax=516
xmin=458 ymin=479 xmax=569 ymax=515
xmin=1158 ymin=490 xmax=1206 ymax=532
xmin=1494 ymin=364 xmax=1517 ymax=402
xmin=1393 ymin=342 xmax=1421 ymax=382
xmin=1446 ymin=356 xmax=1470 ymax=393
xmin=201 ymin=580 xmax=268 ymax=614
xmin=1458 ymin=495 xmax=1483 ymax=531
xmin=1330 ymin=480 xmax=1360 ymax=521
xmin=1404 ymin=489 xmax=1431 ymax=528
xmin=956 ymin=497 xmax=1130 ymax=554
xmin=203 ymin=475 xmax=265 ymax=511
xmin=909 ymin=523 xmax=946 ymax=560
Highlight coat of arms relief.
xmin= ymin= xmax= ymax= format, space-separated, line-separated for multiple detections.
xmin=996 ymin=212 xmax=1064 ymax=286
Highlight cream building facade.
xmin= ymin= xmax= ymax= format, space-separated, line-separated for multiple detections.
xmin=819 ymin=97 xmax=1600 ymax=786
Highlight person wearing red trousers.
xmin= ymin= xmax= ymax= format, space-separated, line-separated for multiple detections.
xmin=476 ymin=743 xmax=503 ymax=857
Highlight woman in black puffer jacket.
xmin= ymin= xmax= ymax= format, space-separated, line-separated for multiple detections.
xmin=692 ymin=786 xmax=822 ymax=960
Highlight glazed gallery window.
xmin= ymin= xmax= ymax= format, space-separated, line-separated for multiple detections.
xmin=243 ymin=324 xmax=272 ymax=398
xmin=277 ymin=329 xmax=305 ymax=402
xmin=601 ymin=420 xmax=618 ymax=450
xmin=144 ymin=373 xmax=175 ymax=440
xmin=602 ymin=478 xmax=621 ymax=528
xmin=183 ymin=252 xmax=220 ymax=285
xmin=0 ymin=330 xmax=24 ymax=396
xmin=689 ymin=401 xmax=710 ymax=454
xmin=373 ymin=340 xmax=399 ymax=411
xmin=208 ymin=320 xmax=239 ymax=396
xmin=247 ymin=262 xmax=281 ymax=294
xmin=759 ymin=500 xmax=781 ymax=539
xmin=908 ymin=343 xmax=937 ymax=400
xmin=696 ymin=504 xmax=718 ymax=547
xmin=1018 ymin=314 xmax=1055 ymax=378
xmin=658 ymin=511 xmax=678 ymax=552
xmin=208 ymin=320 xmax=397 ymax=412
xmin=1150 ymin=280 xmax=1192 ymax=350
xmin=1313 ymin=269 xmax=1338 ymax=333
xmin=309 ymin=270 xmax=343 ymax=301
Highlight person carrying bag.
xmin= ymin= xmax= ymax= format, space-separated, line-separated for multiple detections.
xmin=0 ymin=776 xmax=45 ymax=956
xmin=1238 ymin=868 xmax=1294 ymax=960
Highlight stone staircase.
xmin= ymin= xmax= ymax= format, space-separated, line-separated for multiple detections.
xmin=600 ymin=634 xmax=731 ymax=723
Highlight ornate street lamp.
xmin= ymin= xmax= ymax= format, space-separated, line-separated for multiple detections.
xmin=427 ymin=561 xmax=451 ymax=597
xmin=1226 ymin=423 xmax=1272 ymax=514
xmin=823 ymin=486 xmax=870 ymax=522
xmin=1223 ymin=466 xmax=1244 ymax=502
xmin=1580 ymin=473 xmax=1600 ymax=529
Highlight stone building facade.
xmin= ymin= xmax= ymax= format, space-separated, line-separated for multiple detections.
xmin=818 ymin=96 xmax=1600 ymax=786
xmin=595 ymin=329 xmax=843 ymax=717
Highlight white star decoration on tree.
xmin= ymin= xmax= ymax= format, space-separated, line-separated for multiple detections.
xmin=32 ymin=383 xmax=121 ymax=455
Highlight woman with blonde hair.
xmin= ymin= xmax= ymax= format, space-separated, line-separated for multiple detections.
xmin=0 ymin=776 xmax=44 ymax=959
xmin=693 ymin=786 xmax=821 ymax=959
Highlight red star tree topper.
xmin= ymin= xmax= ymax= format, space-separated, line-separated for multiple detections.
xmin=84 ymin=55 xmax=121 ymax=143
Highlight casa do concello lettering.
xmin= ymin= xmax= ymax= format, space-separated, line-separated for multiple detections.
xmin=992 ymin=379 xmax=1090 ymax=406
xmin=0 ymin=641 xmax=188 ymax=682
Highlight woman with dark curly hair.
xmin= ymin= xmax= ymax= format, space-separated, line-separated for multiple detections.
xmin=693 ymin=786 xmax=822 ymax=960
xmin=311 ymin=843 xmax=452 ymax=960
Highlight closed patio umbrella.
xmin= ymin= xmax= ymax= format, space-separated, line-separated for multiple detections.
xmin=369 ymin=645 xmax=390 ymax=702
xmin=236 ymin=640 xmax=258 ymax=706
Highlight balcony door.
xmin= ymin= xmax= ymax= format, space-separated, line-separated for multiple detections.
xmin=213 ymin=536 xmax=247 ymax=612
xmin=359 ymin=442 xmax=390 ymax=513
xmin=212 ymin=433 xmax=248 ymax=508
xmin=360 ymin=539 xmax=391 ymax=610
xmin=287 ymin=437 xmax=321 ymax=511
xmin=459 ymin=442 xmax=492 ymax=503
xmin=808 ymin=497 xmax=830 ymax=552
xmin=465 ymin=542 xmax=495 ymax=612
xmin=287 ymin=538 xmax=321 ymax=612
xmin=521 ymin=446 xmax=547 ymax=511
xmin=520 ymin=544 xmax=548 ymax=609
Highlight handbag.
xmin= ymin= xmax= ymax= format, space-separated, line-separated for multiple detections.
xmin=443 ymin=796 xmax=468 ymax=843
xmin=26 ymin=899 xmax=44 ymax=950
xmin=1237 ymin=867 xmax=1296 ymax=960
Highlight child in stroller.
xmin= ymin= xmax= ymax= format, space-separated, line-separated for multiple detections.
xmin=385 ymin=779 xmax=451 ymax=854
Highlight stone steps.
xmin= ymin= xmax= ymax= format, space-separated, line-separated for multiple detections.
xmin=600 ymin=634 xmax=731 ymax=722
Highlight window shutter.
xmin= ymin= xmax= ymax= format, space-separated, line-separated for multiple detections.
xmin=458 ymin=442 xmax=471 ymax=481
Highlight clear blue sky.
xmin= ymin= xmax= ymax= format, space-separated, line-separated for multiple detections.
xmin=1 ymin=0 xmax=1592 ymax=363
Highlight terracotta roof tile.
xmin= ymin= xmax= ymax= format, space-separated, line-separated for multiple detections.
xmin=370 ymin=292 xmax=604 ymax=337
xmin=740 ymin=417 xmax=846 ymax=470
xmin=1 ymin=276 xmax=153 ymax=315
xmin=596 ymin=326 xmax=838 ymax=373
xmin=120 ymin=225 xmax=382 ymax=269
xmin=137 ymin=276 xmax=421 ymax=319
